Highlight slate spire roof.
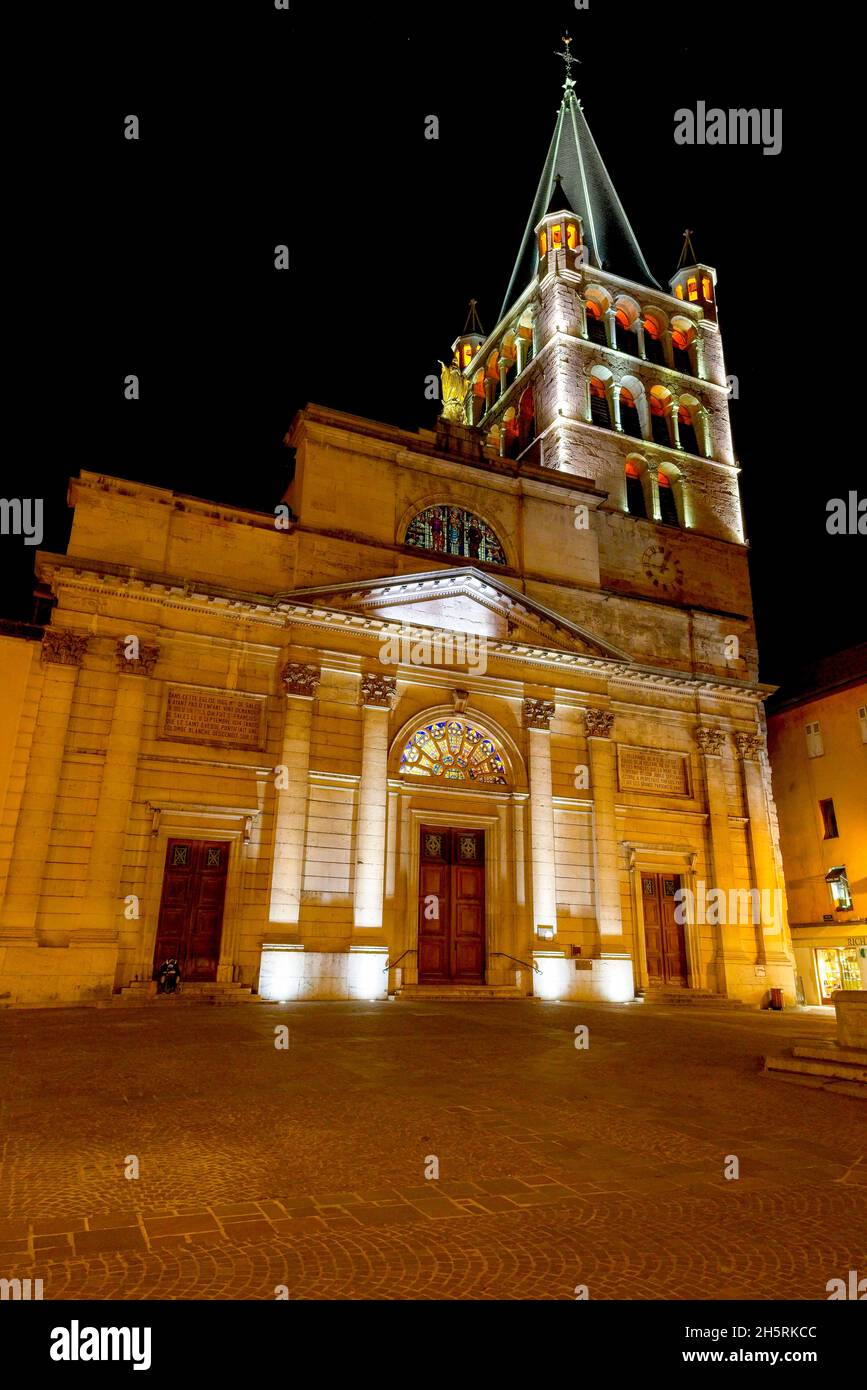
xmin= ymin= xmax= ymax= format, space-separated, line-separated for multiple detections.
xmin=500 ymin=84 xmax=660 ymax=319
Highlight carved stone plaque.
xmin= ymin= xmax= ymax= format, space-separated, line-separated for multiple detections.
xmin=160 ymin=684 xmax=267 ymax=751
xmin=617 ymin=745 xmax=690 ymax=797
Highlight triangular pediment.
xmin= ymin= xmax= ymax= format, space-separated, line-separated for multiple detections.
xmin=281 ymin=567 xmax=629 ymax=662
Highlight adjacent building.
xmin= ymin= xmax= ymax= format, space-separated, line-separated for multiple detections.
xmin=766 ymin=646 xmax=867 ymax=1004
xmin=0 ymin=54 xmax=797 ymax=1008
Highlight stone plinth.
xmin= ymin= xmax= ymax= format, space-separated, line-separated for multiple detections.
xmin=834 ymin=990 xmax=867 ymax=1049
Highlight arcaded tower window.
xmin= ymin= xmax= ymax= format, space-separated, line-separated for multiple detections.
xmin=405 ymin=505 xmax=507 ymax=565
xmin=625 ymin=461 xmax=647 ymax=517
xmin=657 ymin=471 xmax=680 ymax=526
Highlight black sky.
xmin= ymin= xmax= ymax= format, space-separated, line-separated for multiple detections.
xmin=6 ymin=1 xmax=861 ymax=686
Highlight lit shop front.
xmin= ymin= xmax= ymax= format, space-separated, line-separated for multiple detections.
xmin=791 ymin=925 xmax=867 ymax=1005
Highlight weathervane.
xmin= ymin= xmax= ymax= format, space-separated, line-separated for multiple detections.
xmin=555 ymin=31 xmax=580 ymax=89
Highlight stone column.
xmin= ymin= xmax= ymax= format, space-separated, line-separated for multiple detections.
xmin=603 ymin=307 xmax=617 ymax=349
xmin=353 ymin=674 xmax=396 ymax=929
xmin=696 ymin=726 xmax=746 ymax=995
xmin=268 ymin=663 xmax=320 ymax=926
xmin=586 ymin=709 xmax=625 ymax=955
xmin=735 ymin=731 xmax=787 ymax=964
xmin=524 ymin=699 xmax=557 ymax=935
xmin=79 ymin=641 xmax=157 ymax=937
xmin=515 ymin=337 xmax=529 ymax=375
xmin=0 ymin=631 xmax=88 ymax=941
xmin=634 ymin=321 xmax=647 ymax=360
xmin=667 ymin=399 xmax=681 ymax=449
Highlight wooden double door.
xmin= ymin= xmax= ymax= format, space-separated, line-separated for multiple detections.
xmin=418 ymin=827 xmax=485 ymax=984
xmin=641 ymin=871 xmax=688 ymax=987
xmin=151 ymin=838 xmax=229 ymax=982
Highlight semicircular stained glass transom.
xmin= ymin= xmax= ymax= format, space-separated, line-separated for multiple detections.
xmin=404 ymin=506 xmax=506 ymax=566
xmin=399 ymin=719 xmax=507 ymax=785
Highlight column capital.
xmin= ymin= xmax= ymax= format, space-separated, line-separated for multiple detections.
xmin=41 ymin=630 xmax=88 ymax=667
xmin=281 ymin=661 xmax=321 ymax=699
xmin=360 ymin=673 xmax=397 ymax=709
xmin=116 ymin=639 xmax=159 ymax=676
xmin=523 ymin=697 xmax=555 ymax=730
xmin=585 ymin=708 xmax=614 ymax=739
xmin=696 ymin=726 xmax=726 ymax=756
xmin=734 ymin=731 xmax=764 ymax=760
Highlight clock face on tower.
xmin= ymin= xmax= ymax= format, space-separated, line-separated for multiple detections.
xmin=642 ymin=542 xmax=684 ymax=594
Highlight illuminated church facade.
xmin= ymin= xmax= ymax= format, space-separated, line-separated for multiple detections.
xmin=0 ymin=53 xmax=796 ymax=1008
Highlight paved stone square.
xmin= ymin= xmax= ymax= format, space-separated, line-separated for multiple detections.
xmin=0 ymin=1000 xmax=864 ymax=1299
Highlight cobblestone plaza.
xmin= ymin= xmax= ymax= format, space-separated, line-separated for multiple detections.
xmin=1 ymin=999 xmax=864 ymax=1300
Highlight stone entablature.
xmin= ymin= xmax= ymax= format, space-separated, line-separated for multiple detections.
xmin=41 ymin=630 xmax=88 ymax=667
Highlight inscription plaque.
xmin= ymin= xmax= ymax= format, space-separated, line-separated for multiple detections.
xmin=160 ymin=684 xmax=267 ymax=751
xmin=617 ymin=745 xmax=690 ymax=797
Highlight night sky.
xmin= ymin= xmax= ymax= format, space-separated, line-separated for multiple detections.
xmin=6 ymin=2 xmax=860 ymax=686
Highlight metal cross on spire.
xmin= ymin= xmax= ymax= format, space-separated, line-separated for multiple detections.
xmin=555 ymin=31 xmax=580 ymax=89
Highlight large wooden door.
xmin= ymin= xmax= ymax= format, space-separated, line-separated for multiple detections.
xmin=152 ymin=839 xmax=229 ymax=982
xmin=418 ymin=828 xmax=485 ymax=984
xmin=641 ymin=871 xmax=688 ymax=986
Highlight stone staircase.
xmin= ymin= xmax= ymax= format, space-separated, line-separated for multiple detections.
xmin=110 ymin=981 xmax=257 ymax=1007
xmin=763 ymin=1043 xmax=867 ymax=1098
xmin=641 ymin=987 xmax=749 ymax=1009
xmin=395 ymin=983 xmax=525 ymax=1002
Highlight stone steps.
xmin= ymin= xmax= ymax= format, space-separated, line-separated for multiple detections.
xmin=764 ymin=1044 xmax=867 ymax=1096
xmin=111 ymin=982 xmax=256 ymax=1007
xmin=641 ymin=989 xmax=748 ymax=1009
xmin=396 ymin=984 xmax=525 ymax=1002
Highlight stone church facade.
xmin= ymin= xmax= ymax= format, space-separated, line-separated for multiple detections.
xmin=0 ymin=66 xmax=796 ymax=1008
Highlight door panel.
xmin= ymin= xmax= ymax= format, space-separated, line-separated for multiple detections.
xmin=418 ymin=828 xmax=485 ymax=984
xmin=153 ymin=839 xmax=229 ymax=982
xmin=642 ymin=872 xmax=687 ymax=986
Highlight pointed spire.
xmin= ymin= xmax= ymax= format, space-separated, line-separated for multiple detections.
xmin=500 ymin=37 xmax=659 ymax=318
xmin=676 ymin=228 xmax=699 ymax=270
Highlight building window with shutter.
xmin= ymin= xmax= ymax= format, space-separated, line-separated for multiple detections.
xmin=805 ymin=720 xmax=824 ymax=757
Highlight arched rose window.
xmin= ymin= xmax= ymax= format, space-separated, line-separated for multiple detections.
xmin=405 ymin=506 xmax=506 ymax=565
xmin=399 ymin=720 xmax=507 ymax=784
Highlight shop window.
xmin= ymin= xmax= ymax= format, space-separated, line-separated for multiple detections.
xmin=815 ymin=946 xmax=861 ymax=1004
xmin=819 ymin=798 xmax=839 ymax=839
xmin=805 ymin=720 xmax=824 ymax=757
